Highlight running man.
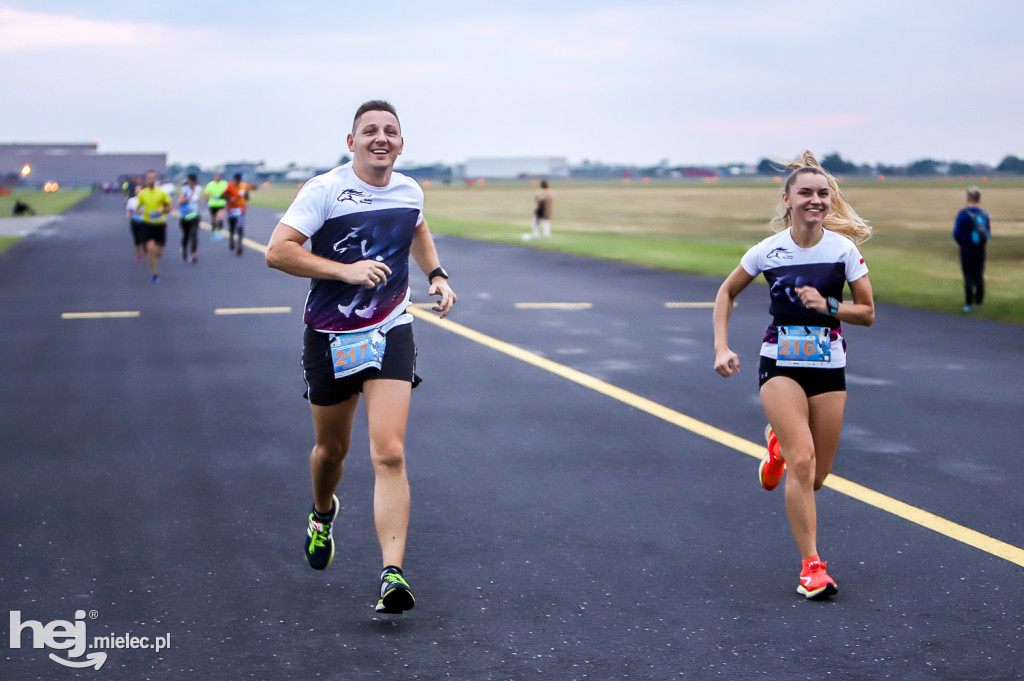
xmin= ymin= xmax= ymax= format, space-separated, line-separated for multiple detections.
xmin=178 ymin=173 xmax=202 ymax=263
xmin=136 ymin=170 xmax=172 ymax=282
xmin=713 ymin=151 xmax=875 ymax=600
xmin=223 ymin=173 xmax=250 ymax=255
xmin=266 ymin=100 xmax=456 ymax=614
xmin=204 ymin=172 xmax=228 ymax=240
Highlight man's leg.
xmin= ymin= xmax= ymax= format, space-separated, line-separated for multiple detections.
xmin=310 ymin=396 xmax=359 ymax=515
xmin=145 ymin=238 xmax=159 ymax=278
xmin=363 ymin=379 xmax=412 ymax=569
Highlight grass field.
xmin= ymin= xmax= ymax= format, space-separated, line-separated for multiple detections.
xmin=0 ymin=188 xmax=92 ymax=217
xmin=250 ymin=178 xmax=1024 ymax=324
xmin=0 ymin=189 xmax=93 ymax=254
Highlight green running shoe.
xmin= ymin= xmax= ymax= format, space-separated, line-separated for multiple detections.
xmin=375 ymin=567 xmax=415 ymax=614
xmin=304 ymin=494 xmax=338 ymax=570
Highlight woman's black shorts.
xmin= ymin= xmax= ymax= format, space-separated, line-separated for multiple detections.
xmin=130 ymin=220 xmax=145 ymax=246
xmin=302 ymin=323 xmax=420 ymax=406
xmin=758 ymin=356 xmax=846 ymax=398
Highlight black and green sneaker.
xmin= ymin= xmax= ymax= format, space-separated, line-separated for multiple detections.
xmin=304 ymin=494 xmax=339 ymax=570
xmin=375 ymin=566 xmax=415 ymax=614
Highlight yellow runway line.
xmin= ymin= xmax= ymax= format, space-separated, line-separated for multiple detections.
xmin=61 ymin=311 xmax=140 ymax=319
xmin=214 ymin=307 xmax=292 ymax=315
xmin=515 ymin=302 xmax=593 ymax=310
xmin=664 ymin=302 xmax=716 ymax=309
xmin=408 ymin=306 xmax=1024 ymax=568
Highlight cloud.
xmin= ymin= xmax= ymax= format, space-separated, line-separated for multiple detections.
xmin=0 ymin=7 xmax=139 ymax=51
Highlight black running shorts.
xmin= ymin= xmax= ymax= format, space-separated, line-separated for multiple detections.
xmin=758 ymin=356 xmax=846 ymax=398
xmin=140 ymin=222 xmax=167 ymax=246
xmin=302 ymin=322 xmax=420 ymax=406
xmin=130 ymin=220 xmax=145 ymax=246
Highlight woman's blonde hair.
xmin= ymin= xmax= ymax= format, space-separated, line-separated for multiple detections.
xmin=769 ymin=150 xmax=872 ymax=244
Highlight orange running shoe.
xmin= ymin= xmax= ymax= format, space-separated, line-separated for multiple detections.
xmin=797 ymin=556 xmax=838 ymax=600
xmin=759 ymin=424 xmax=785 ymax=491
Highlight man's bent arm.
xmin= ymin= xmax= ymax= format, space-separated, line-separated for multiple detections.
xmin=266 ymin=222 xmax=345 ymax=280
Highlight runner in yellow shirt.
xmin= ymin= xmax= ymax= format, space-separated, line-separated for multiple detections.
xmin=136 ymin=170 xmax=172 ymax=282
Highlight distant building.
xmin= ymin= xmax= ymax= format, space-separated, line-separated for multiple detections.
xmin=463 ymin=156 xmax=569 ymax=180
xmin=0 ymin=143 xmax=166 ymax=188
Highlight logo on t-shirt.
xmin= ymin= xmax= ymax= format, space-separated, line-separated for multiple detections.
xmin=337 ymin=189 xmax=372 ymax=205
xmin=767 ymin=247 xmax=792 ymax=261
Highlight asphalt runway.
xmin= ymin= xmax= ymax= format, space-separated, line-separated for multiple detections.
xmin=2 ymin=192 xmax=1022 ymax=680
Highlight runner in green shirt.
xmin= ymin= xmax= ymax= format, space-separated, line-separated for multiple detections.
xmin=204 ymin=172 xmax=229 ymax=240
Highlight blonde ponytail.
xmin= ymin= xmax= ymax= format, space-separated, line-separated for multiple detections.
xmin=769 ymin=150 xmax=872 ymax=244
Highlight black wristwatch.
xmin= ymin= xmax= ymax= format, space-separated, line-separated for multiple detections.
xmin=428 ymin=266 xmax=449 ymax=283
xmin=826 ymin=296 xmax=840 ymax=316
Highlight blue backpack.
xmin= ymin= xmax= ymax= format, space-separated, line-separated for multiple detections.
xmin=969 ymin=210 xmax=991 ymax=245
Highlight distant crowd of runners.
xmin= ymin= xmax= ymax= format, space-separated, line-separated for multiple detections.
xmin=123 ymin=171 xmax=252 ymax=282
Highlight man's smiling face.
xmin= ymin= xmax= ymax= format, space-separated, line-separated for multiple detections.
xmin=348 ymin=110 xmax=403 ymax=173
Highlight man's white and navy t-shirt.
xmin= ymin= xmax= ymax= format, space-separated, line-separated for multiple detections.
xmin=280 ymin=163 xmax=424 ymax=334
xmin=740 ymin=228 xmax=868 ymax=368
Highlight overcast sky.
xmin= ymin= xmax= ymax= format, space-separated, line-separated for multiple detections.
xmin=3 ymin=1 xmax=1021 ymax=170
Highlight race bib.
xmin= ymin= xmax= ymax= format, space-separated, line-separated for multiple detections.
xmin=329 ymin=329 xmax=386 ymax=378
xmin=227 ymin=207 xmax=243 ymax=218
xmin=776 ymin=326 xmax=832 ymax=368
xmin=148 ymin=209 xmax=163 ymax=220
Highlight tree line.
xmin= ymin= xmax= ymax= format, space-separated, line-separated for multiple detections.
xmin=758 ymin=154 xmax=1024 ymax=177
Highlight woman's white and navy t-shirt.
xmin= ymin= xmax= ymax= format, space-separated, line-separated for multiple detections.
xmin=280 ymin=163 xmax=423 ymax=334
xmin=740 ymin=228 xmax=868 ymax=368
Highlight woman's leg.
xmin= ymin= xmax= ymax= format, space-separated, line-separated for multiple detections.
xmin=761 ymin=377 xmax=818 ymax=559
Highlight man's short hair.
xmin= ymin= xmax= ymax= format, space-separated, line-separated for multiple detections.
xmin=187 ymin=173 xmax=197 ymax=182
xmin=353 ymin=100 xmax=399 ymax=132
xmin=966 ymin=187 xmax=981 ymax=202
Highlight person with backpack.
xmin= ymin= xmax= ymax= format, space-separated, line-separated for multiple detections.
xmin=953 ymin=187 xmax=991 ymax=313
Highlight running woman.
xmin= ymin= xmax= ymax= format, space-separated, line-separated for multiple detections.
xmin=712 ymin=151 xmax=875 ymax=600
xmin=126 ymin=185 xmax=145 ymax=263
xmin=266 ymin=100 xmax=456 ymax=615
xmin=178 ymin=173 xmax=202 ymax=263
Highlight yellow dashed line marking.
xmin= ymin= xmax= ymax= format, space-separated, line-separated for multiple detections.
xmin=515 ymin=302 xmax=593 ymax=310
xmin=61 ymin=311 xmax=140 ymax=319
xmin=214 ymin=307 xmax=292 ymax=315
xmin=664 ymin=302 xmax=716 ymax=309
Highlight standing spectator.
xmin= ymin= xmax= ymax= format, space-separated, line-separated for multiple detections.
xmin=953 ymin=187 xmax=991 ymax=313
xmin=532 ymin=180 xmax=553 ymax=239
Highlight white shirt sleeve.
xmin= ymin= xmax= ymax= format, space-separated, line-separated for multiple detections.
xmin=280 ymin=177 xmax=330 ymax=238
xmin=845 ymin=243 xmax=869 ymax=282
xmin=739 ymin=242 xmax=763 ymax=277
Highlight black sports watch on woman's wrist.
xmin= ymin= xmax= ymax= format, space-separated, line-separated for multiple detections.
xmin=428 ymin=266 xmax=449 ymax=283
xmin=826 ymin=296 xmax=840 ymax=316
